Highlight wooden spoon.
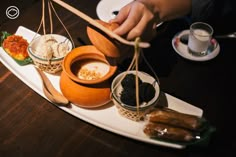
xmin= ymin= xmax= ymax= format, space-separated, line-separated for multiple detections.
xmin=35 ymin=68 xmax=69 ymax=106
xmin=52 ymin=0 xmax=150 ymax=48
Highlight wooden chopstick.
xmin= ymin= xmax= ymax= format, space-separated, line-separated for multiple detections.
xmin=52 ymin=0 xmax=150 ymax=48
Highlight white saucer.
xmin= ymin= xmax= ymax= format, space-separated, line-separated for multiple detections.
xmin=172 ymin=30 xmax=220 ymax=61
xmin=96 ymin=0 xmax=133 ymax=22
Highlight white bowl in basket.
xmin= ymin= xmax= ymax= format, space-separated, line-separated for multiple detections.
xmin=28 ymin=34 xmax=73 ymax=73
xmin=111 ymin=70 xmax=160 ymax=121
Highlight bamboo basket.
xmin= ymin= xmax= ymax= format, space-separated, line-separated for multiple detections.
xmin=111 ymin=71 xmax=160 ymax=121
xmin=28 ymin=34 xmax=72 ymax=74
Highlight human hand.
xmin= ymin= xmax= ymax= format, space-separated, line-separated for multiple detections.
xmin=110 ymin=0 xmax=191 ymax=41
xmin=109 ymin=1 xmax=160 ymax=41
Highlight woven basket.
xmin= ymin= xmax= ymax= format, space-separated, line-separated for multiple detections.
xmin=111 ymin=70 xmax=160 ymax=121
xmin=27 ymin=34 xmax=73 ymax=74
xmin=28 ymin=52 xmax=63 ymax=73
xmin=113 ymin=99 xmax=156 ymax=121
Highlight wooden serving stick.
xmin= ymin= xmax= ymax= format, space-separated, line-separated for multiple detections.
xmin=52 ymin=0 xmax=150 ymax=48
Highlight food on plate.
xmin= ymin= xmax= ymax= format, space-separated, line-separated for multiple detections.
xmin=119 ymin=73 xmax=156 ymax=106
xmin=139 ymin=82 xmax=156 ymax=102
xmin=33 ymin=35 xmax=69 ymax=60
xmin=2 ymin=34 xmax=29 ymax=60
xmin=120 ymin=87 xmax=137 ymax=106
xmin=146 ymin=107 xmax=205 ymax=131
xmin=144 ymin=122 xmax=197 ymax=142
xmin=143 ymin=107 xmax=213 ymax=143
xmin=121 ymin=73 xmax=142 ymax=88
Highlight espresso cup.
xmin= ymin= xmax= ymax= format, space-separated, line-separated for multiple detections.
xmin=188 ymin=22 xmax=213 ymax=56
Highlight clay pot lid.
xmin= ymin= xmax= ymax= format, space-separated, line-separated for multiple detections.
xmin=87 ymin=19 xmax=122 ymax=58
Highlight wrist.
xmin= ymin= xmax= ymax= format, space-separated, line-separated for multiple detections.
xmin=135 ymin=0 xmax=162 ymax=26
xmin=136 ymin=0 xmax=161 ymax=14
xmin=136 ymin=0 xmax=191 ymax=21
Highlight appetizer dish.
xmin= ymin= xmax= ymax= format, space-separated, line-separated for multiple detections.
xmin=31 ymin=34 xmax=70 ymax=60
xmin=1 ymin=31 xmax=32 ymax=65
xmin=120 ymin=73 xmax=156 ymax=106
xmin=111 ymin=70 xmax=160 ymax=121
xmin=143 ymin=107 xmax=215 ymax=146
xmin=1 ymin=32 xmax=72 ymax=69
xmin=75 ymin=59 xmax=110 ymax=81
xmin=28 ymin=34 xmax=73 ymax=73
xmin=0 ymin=26 xmax=216 ymax=149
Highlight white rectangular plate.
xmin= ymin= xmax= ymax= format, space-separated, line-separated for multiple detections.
xmin=0 ymin=26 xmax=203 ymax=149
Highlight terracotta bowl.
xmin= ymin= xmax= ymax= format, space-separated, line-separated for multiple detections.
xmin=60 ymin=45 xmax=117 ymax=108
xmin=62 ymin=45 xmax=117 ymax=84
xmin=60 ymin=71 xmax=111 ymax=108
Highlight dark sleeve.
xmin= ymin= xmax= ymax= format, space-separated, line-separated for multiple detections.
xmin=191 ymin=0 xmax=236 ymax=34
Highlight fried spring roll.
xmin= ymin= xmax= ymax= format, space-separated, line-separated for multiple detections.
xmin=144 ymin=122 xmax=196 ymax=142
xmin=147 ymin=108 xmax=203 ymax=131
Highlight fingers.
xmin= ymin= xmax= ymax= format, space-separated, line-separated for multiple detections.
xmin=115 ymin=8 xmax=144 ymax=39
xmin=126 ymin=7 xmax=155 ymax=40
xmin=109 ymin=4 xmax=130 ymax=24
xmin=110 ymin=2 xmax=140 ymax=37
xmin=125 ymin=17 xmax=148 ymax=40
xmin=109 ymin=1 xmax=157 ymax=41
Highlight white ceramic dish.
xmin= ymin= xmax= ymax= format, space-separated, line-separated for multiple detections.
xmin=172 ymin=30 xmax=220 ymax=61
xmin=96 ymin=0 xmax=133 ymax=22
xmin=0 ymin=26 xmax=203 ymax=149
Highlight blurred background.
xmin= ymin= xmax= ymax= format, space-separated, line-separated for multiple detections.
xmin=0 ymin=0 xmax=39 ymax=25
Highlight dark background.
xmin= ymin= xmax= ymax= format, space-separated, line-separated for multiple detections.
xmin=0 ymin=0 xmax=38 ymax=25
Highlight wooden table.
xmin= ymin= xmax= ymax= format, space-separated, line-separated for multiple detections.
xmin=1 ymin=0 xmax=236 ymax=156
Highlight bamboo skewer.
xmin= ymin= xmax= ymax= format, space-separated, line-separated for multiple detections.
xmin=52 ymin=0 xmax=150 ymax=48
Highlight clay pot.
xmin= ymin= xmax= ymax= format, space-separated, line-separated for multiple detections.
xmin=60 ymin=71 xmax=111 ymax=108
xmin=62 ymin=45 xmax=117 ymax=84
xmin=60 ymin=45 xmax=118 ymax=108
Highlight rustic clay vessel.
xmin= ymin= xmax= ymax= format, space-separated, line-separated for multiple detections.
xmin=60 ymin=45 xmax=117 ymax=108
xmin=60 ymin=71 xmax=111 ymax=108
xmin=87 ymin=19 xmax=132 ymax=58
xmin=62 ymin=45 xmax=117 ymax=84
